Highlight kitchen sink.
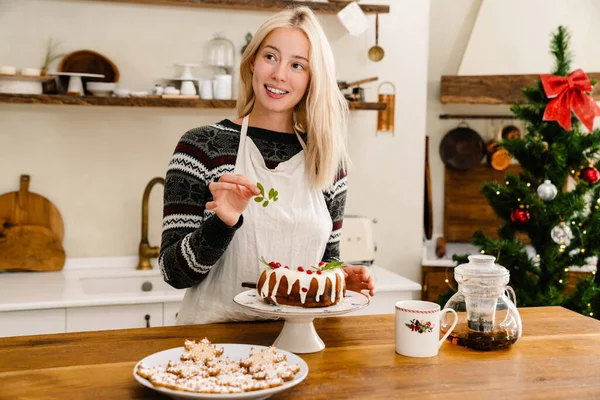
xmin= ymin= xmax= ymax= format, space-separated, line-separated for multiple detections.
xmin=80 ymin=274 xmax=177 ymax=295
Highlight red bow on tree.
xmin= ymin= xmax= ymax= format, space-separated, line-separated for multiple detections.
xmin=540 ymin=68 xmax=600 ymax=132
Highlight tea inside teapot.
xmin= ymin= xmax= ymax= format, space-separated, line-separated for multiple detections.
xmin=440 ymin=255 xmax=522 ymax=351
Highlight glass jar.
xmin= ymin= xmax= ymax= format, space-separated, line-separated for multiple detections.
xmin=440 ymin=255 xmax=522 ymax=351
xmin=206 ymin=33 xmax=234 ymax=70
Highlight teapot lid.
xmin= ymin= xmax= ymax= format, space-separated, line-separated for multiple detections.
xmin=455 ymin=255 xmax=508 ymax=278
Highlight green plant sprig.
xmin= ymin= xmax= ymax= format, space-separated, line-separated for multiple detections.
xmin=310 ymin=261 xmax=344 ymax=271
xmin=259 ymin=256 xmax=271 ymax=267
xmin=254 ymin=182 xmax=278 ymax=207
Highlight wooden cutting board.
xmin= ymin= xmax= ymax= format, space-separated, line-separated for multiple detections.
xmin=0 ymin=175 xmax=65 ymax=272
xmin=0 ymin=225 xmax=66 ymax=272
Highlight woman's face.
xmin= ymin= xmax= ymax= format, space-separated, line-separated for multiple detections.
xmin=251 ymin=27 xmax=310 ymax=115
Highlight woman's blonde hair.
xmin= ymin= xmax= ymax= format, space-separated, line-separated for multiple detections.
xmin=237 ymin=6 xmax=349 ymax=190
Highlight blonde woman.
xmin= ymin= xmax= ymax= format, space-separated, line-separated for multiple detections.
xmin=160 ymin=6 xmax=376 ymax=325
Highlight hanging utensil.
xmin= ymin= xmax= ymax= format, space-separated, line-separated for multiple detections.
xmin=337 ymin=76 xmax=378 ymax=90
xmin=368 ymin=14 xmax=384 ymax=62
xmin=439 ymin=122 xmax=485 ymax=170
xmin=376 ymin=81 xmax=395 ymax=135
xmin=424 ymin=136 xmax=433 ymax=240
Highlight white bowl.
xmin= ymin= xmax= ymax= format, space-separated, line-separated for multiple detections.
xmin=86 ymin=82 xmax=116 ymax=91
xmin=0 ymin=66 xmax=17 ymax=75
xmin=89 ymin=89 xmax=113 ymax=97
xmin=21 ymin=68 xmax=41 ymax=76
xmin=113 ymin=88 xmax=130 ymax=97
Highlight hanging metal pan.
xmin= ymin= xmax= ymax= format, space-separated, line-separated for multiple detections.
xmin=439 ymin=122 xmax=485 ymax=170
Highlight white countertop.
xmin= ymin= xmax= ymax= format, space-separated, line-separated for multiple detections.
xmin=0 ymin=257 xmax=420 ymax=312
xmin=0 ymin=257 xmax=184 ymax=312
xmin=421 ymin=235 xmax=597 ymax=272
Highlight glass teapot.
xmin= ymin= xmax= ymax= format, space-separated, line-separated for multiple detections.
xmin=440 ymin=255 xmax=522 ymax=351
xmin=206 ymin=33 xmax=235 ymax=71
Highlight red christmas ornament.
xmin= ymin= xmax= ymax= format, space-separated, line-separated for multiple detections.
xmin=581 ymin=166 xmax=600 ymax=184
xmin=540 ymin=69 xmax=600 ymax=131
xmin=511 ymin=206 xmax=531 ymax=224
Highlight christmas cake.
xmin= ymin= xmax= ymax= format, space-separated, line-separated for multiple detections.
xmin=256 ymin=257 xmax=346 ymax=307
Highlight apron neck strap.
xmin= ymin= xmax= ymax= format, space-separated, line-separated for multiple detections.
xmin=242 ymin=115 xmax=307 ymax=151
xmin=295 ymin=131 xmax=307 ymax=151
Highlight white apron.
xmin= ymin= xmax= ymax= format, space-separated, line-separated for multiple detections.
xmin=176 ymin=116 xmax=333 ymax=324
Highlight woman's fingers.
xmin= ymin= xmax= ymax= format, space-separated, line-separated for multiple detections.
xmin=209 ymin=182 xmax=239 ymax=192
xmin=343 ymin=264 xmax=376 ymax=296
xmin=219 ymin=174 xmax=261 ymax=195
xmin=209 ymin=181 xmax=255 ymax=199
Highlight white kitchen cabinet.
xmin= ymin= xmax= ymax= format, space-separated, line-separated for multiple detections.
xmin=66 ymin=303 xmax=163 ymax=333
xmin=163 ymin=301 xmax=182 ymax=326
xmin=0 ymin=309 xmax=66 ymax=337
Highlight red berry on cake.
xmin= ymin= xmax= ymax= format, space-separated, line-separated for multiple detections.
xmin=307 ymin=270 xmax=313 ymax=274
xmin=284 ymin=266 xmax=289 ymax=269
xmin=316 ymin=270 xmax=322 ymax=275
xmin=269 ymin=262 xmax=276 ymax=268
xmin=318 ymin=262 xmax=325 ymax=267
xmin=301 ymin=288 xmax=308 ymax=293
xmin=275 ymin=262 xmax=281 ymax=268
xmin=297 ymin=266 xmax=304 ymax=272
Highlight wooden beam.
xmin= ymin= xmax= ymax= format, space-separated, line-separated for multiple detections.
xmin=441 ymin=73 xmax=600 ymax=105
xmin=0 ymin=93 xmax=385 ymax=110
xmin=87 ymin=0 xmax=390 ymax=14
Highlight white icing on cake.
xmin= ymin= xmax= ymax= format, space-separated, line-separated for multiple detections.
xmin=258 ymin=267 xmax=346 ymax=305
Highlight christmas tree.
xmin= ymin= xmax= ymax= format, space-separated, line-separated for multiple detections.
xmin=452 ymin=26 xmax=600 ymax=320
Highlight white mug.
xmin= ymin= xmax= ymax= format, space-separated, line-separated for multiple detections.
xmin=395 ymin=300 xmax=458 ymax=358
xmin=180 ymin=80 xmax=197 ymax=96
xmin=199 ymin=79 xmax=213 ymax=99
xmin=213 ymin=74 xmax=232 ymax=100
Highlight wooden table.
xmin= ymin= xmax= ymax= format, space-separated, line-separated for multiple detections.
xmin=1 ymin=306 xmax=600 ymax=399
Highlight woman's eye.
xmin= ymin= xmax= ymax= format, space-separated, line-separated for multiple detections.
xmin=292 ymin=63 xmax=305 ymax=71
xmin=265 ymin=54 xmax=276 ymax=61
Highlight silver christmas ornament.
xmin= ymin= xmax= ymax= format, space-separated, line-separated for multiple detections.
xmin=537 ymin=180 xmax=558 ymax=201
xmin=551 ymin=222 xmax=573 ymax=246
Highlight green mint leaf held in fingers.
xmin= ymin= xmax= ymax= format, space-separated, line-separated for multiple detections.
xmin=255 ymin=182 xmax=278 ymax=207
xmin=256 ymin=182 xmax=265 ymax=196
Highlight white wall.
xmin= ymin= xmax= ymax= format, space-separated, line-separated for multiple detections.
xmin=427 ymin=0 xmax=600 ymax=241
xmin=0 ymin=0 xmax=430 ymax=282
xmin=459 ymin=0 xmax=600 ymax=75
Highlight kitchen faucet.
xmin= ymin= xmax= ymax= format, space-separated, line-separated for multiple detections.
xmin=136 ymin=177 xmax=165 ymax=270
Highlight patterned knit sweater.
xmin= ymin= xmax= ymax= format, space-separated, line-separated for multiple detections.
xmin=159 ymin=119 xmax=347 ymax=289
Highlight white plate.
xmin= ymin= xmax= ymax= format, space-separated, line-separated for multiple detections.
xmin=133 ymin=344 xmax=308 ymax=400
xmin=49 ymin=72 xmax=105 ymax=78
xmin=233 ymin=289 xmax=370 ymax=318
xmin=161 ymin=77 xmax=199 ymax=81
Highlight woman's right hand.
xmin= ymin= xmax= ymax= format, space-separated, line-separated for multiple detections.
xmin=206 ymin=174 xmax=261 ymax=227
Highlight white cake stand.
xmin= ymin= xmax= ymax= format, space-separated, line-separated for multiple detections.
xmin=233 ymin=290 xmax=370 ymax=354
xmin=49 ymin=72 xmax=105 ymax=95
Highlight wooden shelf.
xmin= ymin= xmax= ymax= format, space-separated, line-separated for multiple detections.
xmin=441 ymin=73 xmax=600 ymax=105
xmin=0 ymin=93 xmax=386 ymax=110
xmin=89 ymin=0 xmax=390 ymax=14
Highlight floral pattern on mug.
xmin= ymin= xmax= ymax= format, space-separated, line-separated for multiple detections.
xmin=406 ymin=318 xmax=434 ymax=334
